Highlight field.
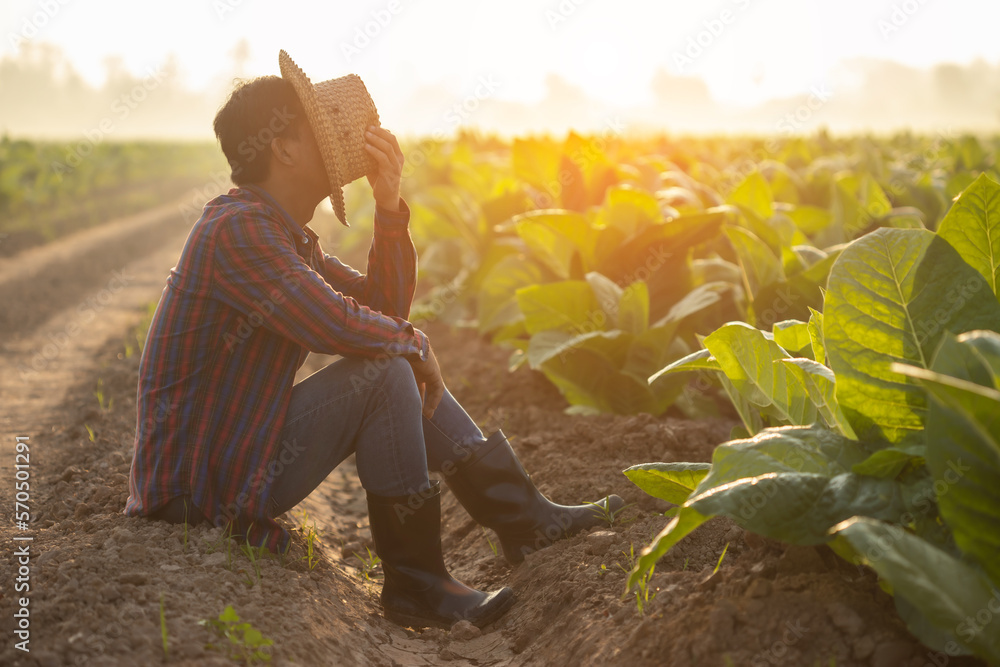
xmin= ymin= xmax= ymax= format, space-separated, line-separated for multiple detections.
xmin=1 ymin=131 xmax=998 ymax=667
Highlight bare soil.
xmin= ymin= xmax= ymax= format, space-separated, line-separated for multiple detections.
xmin=0 ymin=199 xmax=983 ymax=667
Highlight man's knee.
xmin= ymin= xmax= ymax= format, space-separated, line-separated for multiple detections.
xmin=380 ymin=355 xmax=417 ymax=389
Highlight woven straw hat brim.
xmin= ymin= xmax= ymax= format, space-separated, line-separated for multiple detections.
xmin=279 ymin=50 xmax=380 ymax=226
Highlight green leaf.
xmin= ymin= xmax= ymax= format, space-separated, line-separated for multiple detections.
xmin=824 ymin=228 xmax=1000 ymax=446
xmin=618 ymin=281 xmax=649 ymax=334
xmin=700 ymin=425 xmax=873 ymax=483
xmin=937 ymin=173 xmax=1000 ymax=296
xmin=778 ymin=358 xmax=857 ymax=438
xmin=807 ymin=307 xmax=826 ymax=365
xmin=690 ymin=471 xmax=911 ymax=545
xmin=897 ymin=346 xmax=1000 ymax=585
xmin=648 ymin=348 xmax=720 ymax=383
xmin=477 ymin=254 xmax=545 ymax=333
xmin=728 ymin=171 xmax=774 ymax=220
xmin=595 ymin=186 xmax=662 ymax=239
xmin=623 ymin=462 xmax=711 ymax=505
xmin=724 ymin=225 xmax=784 ymax=296
xmin=585 ymin=271 xmax=623 ymax=322
xmin=515 ymin=212 xmax=595 ymax=279
xmin=623 ymin=322 xmax=682 ymax=383
xmin=526 ymin=329 xmax=626 ymax=369
xmin=851 ymin=448 xmax=923 ymax=478
xmin=535 ymin=331 xmax=659 ymax=414
xmin=219 ymin=605 xmax=240 ymax=623
xmin=516 ymin=280 xmax=601 ymax=335
xmin=651 ymin=282 xmax=732 ymax=328
xmin=833 ymin=517 xmax=1000 ymax=663
xmin=772 ymin=319 xmax=811 ymax=355
xmin=789 ymin=205 xmax=833 ymax=236
xmin=702 ymin=323 xmax=821 ymax=430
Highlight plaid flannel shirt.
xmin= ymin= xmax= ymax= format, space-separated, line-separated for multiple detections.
xmin=124 ymin=184 xmax=429 ymax=552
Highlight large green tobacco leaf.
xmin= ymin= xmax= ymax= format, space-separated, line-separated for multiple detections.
xmin=937 ymin=174 xmax=1000 ymax=296
xmin=724 ymin=225 xmax=783 ymax=297
xmin=623 ymin=462 xmax=711 ymax=505
xmin=691 ymin=471 xmax=909 ymax=545
xmin=833 ymin=517 xmax=1000 ymax=663
xmin=526 ymin=329 xmax=628 ymax=369
xmin=824 ymin=228 xmax=1000 ymax=447
xmin=772 ymin=319 xmax=811 ymax=356
xmin=618 ymin=281 xmax=649 ymax=334
xmin=514 ymin=211 xmax=599 ymax=279
xmin=728 ymin=171 xmax=774 ymax=220
xmin=516 ymin=280 xmax=601 ymax=334
xmin=895 ymin=334 xmax=1000 ymax=585
xmin=476 ymin=254 xmax=546 ymax=333
xmin=702 ymin=323 xmax=813 ymax=428
xmin=626 ymin=426 xmax=908 ymax=590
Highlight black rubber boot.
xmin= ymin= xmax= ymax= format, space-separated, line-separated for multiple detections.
xmin=445 ymin=429 xmax=627 ymax=564
xmin=366 ymin=480 xmax=515 ymax=629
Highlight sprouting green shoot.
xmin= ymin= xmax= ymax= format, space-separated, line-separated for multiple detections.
xmin=94 ymin=378 xmax=113 ymax=411
xmin=199 ymin=605 xmax=273 ymax=664
xmin=482 ymin=526 xmax=498 ymax=557
xmin=713 ymin=542 xmax=730 ymax=576
xmin=353 ymin=547 xmax=382 ymax=583
xmin=85 ymin=424 xmax=95 ymax=442
xmin=159 ymin=593 xmax=169 ymax=660
xmin=585 ymin=495 xmax=635 ymax=527
xmin=299 ymin=522 xmax=321 ymax=571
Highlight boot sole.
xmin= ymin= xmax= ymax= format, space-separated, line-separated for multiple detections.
xmin=383 ymin=590 xmax=516 ymax=630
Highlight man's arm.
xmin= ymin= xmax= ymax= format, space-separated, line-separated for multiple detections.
xmin=212 ymin=206 xmax=428 ymax=363
xmin=318 ymin=200 xmax=417 ymax=318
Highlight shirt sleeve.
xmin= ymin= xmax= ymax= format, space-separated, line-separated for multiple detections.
xmin=212 ymin=206 xmax=429 ymax=362
xmin=318 ymin=199 xmax=417 ymax=320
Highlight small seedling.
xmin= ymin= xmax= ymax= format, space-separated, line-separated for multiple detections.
xmin=713 ymin=542 xmax=730 ymax=576
xmin=85 ymin=424 xmax=95 ymax=442
xmin=632 ymin=566 xmax=657 ymax=616
xmin=615 ymin=543 xmax=639 ymax=574
xmin=586 ymin=495 xmax=635 ymax=528
xmin=94 ymin=378 xmax=113 ymax=411
xmin=482 ymin=526 xmax=498 ymax=557
xmin=682 ymin=557 xmax=690 ymax=571
xmin=353 ymin=547 xmax=382 ymax=583
xmin=239 ymin=530 xmax=268 ymax=587
xmin=199 ymin=605 xmax=273 ymax=665
xmin=159 ymin=593 xmax=169 ymax=660
xmin=300 ymin=522 xmax=321 ymax=571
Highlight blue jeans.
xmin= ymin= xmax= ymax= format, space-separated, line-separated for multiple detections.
xmin=267 ymin=355 xmax=490 ymax=516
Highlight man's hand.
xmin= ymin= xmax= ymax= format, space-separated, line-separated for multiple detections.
xmin=408 ymin=342 xmax=445 ymax=420
xmin=364 ymin=126 xmax=404 ymax=213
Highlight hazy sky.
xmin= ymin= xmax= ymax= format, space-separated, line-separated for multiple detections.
xmin=2 ymin=0 xmax=1000 ymax=136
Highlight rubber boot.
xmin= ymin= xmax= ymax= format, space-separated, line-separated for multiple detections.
xmin=445 ymin=429 xmax=627 ymax=564
xmin=366 ymin=480 xmax=515 ymax=629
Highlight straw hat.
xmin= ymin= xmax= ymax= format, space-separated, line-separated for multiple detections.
xmin=278 ymin=49 xmax=380 ymax=226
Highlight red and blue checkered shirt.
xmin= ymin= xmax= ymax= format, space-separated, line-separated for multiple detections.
xmin=125 ymin=184 xmax=429 ymax=552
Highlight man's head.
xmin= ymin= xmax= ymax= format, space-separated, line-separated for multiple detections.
xmin=212 ymin=76 xmax=330 ymax=205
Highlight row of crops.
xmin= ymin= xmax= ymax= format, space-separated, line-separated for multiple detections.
xmin=0 ymin=136 xmax=226 ymax=255
xmin=401 ymin=131 xmax=1000 ymax=662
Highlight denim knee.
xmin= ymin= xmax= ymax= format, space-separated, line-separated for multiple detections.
xmin=377 ymin=356 xmax=419 ymax=393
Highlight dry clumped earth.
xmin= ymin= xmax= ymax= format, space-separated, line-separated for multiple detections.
xmin=2 ymin=314 xmax=984 ymax=667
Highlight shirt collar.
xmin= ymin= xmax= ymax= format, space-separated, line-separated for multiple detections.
xmin=240 ymin=184 xmax=319 ymax=246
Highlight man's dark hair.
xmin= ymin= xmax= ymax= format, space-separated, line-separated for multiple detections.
xmin=213 ymin=76 xmax=306 ymax=185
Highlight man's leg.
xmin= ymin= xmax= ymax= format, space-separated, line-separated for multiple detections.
xmin=267 ymin=355 xmax=431 ymax=515
xmin=266 ymin=355 xmax=514 ymax=629
xmin=420 ymin=385 xmax=626 ymax=564
xmin=420 ymin=384 xmax=488 ymax=475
